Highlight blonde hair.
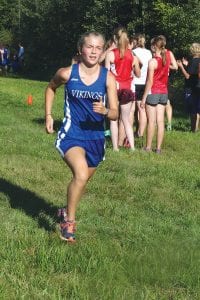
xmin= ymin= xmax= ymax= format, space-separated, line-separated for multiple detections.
xmin=114 ymin=27 xmax=129 ymax=58
xmin=151 ymin=35 xmax=167 ymax=65
xmin=77 ymin=31 xmax=105 ymax=52
xmin=190 ymin=43 xmax=200 ymax=57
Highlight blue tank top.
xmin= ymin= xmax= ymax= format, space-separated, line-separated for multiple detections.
xmin=59 ymin=63 xmax=108 ymax=140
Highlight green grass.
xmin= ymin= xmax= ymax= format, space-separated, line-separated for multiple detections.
xmin=0 ymin=76 xmax=200 ymax=299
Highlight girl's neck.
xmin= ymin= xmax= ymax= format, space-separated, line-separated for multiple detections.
xmin=78 ymin=62 xmax=101 ymax=86
xmin=79 ymin=62 xmax=100 ymax=75
xmin=155 ymin=49 xmax=163 ymax=56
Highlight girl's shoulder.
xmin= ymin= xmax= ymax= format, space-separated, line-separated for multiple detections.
xmin=149 ymin=57 xmax=158 ymax=68
xmin=56 ymin=66 xmax=73 ymax=83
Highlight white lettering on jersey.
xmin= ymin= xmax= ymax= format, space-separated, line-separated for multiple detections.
xmin=71 ymin=90 xmax=103 ymax=100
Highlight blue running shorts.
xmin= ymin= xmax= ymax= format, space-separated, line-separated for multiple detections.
xmin=55 ymin=137 xmax=105 ymax=167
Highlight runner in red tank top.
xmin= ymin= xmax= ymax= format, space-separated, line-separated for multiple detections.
xmin=105 ymin=27 xmax=140 ymax=151
xmin=151 ymin=50 xmax=171 ymax=94
xmin=112 ymin=47 xmax=134 ymax=90
xmin=141 ymin=35 xmax=177 ymax=153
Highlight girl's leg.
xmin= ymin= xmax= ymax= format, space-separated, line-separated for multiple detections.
xmin=64 ymin=147 xmax=96 ymax=221
xmin=120 ymin=102 xmax=135 ymax=150
xmin=191 ymin=113 xmax=199 ymax=132
xmin=110 ymin=120 xmax=119 ymax=151
xmin=118 ymin=117 xmax=125 ymax=147
xmin=118 ymin=101 xmax=135 ymax=147
xmin=129 ymin=101 xmax=136 ymax=129
xmin=137 ymin=100 xmax=147 ymax=137
xmin=190 ymin=93 xmax=199 ymax=132
xmin=165 ymin=99 xmax=173 ymax=130
xmin=156 ymin=104 xmax=166 ymax=150
xmin=197 ymin=113 xmax=200 ymax=130
xmin=145 ymin=104 xmax=156 ymax=150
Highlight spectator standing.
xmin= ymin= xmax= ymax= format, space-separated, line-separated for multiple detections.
xmin=141 ymin=35 xmax=178 ymax=153
xmin=0 ymin=44 xmax=9 ymax=75
xmin=18 ymin=42 xmax=25 ymax=67
xmin=105 ymin=27 xmax=140 ymax=151
xmin=133 ymin=34 xmax=152 ymax=138
xmin=177 ymin=43 xmax=200 ymax=132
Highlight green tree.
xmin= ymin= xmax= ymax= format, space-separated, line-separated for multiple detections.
xmin=0 ymin=0 xmax=199 ymax=78
xmin=144 ymin=0 xmax=200 ymax=56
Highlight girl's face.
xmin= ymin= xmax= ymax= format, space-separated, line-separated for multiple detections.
xmin=151 ymin=44 xmax=156 ymax=53
xmin=80 ymin=35 xmax=104 ymax=66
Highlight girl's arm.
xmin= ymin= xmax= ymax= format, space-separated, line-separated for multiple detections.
xmin=169 ymin=51 xmax=178 ymax=70
xmin=0 ymin=50 xmax=3 ymax=62
xmin=140 ymin=59 xmax=156 ymax=108
xmin=133 ymin=55 xmax=141 ymax=78
xmin=133 ymin=51 xmax=143 ymax=67
xmin=93 ymin=72 xmax=119 ymax=121
xmin=105 ymin=50 xmax=114 ymax=70
xmin=45 ymin=67 xmax=71 ymax=133
xmin=177 ymin=60 xmax=190 ymax=79
xmin=106 ymin=72 xmax=119 ymax=120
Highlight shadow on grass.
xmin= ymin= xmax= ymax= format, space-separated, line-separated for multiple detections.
xmin=0 ymin=178 xmax=58 ymax=232
xmin=33 ymin=118 xmax=62 ymax=132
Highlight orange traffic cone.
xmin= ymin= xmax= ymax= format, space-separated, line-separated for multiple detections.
xmin=27 ymin=95 xmax=33 ymax=105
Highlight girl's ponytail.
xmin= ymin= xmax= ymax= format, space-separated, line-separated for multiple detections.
xmin=152 ymin=35 xmax=167 ymax=65
xmin=115 ymin=27 xmax=129 ymax=58
xmin=160 ymin=46 xmax=166 ymax=65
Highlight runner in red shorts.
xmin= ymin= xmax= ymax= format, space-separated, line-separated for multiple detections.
xmin=105 ymin=27 xmax=140 ymax=151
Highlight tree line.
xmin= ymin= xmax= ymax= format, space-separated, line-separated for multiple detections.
xmin=0 ymin=0 xmax=199 ymax=79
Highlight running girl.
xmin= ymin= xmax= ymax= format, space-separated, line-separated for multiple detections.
xmin=45 ymin=31 xmax=118 ymax=242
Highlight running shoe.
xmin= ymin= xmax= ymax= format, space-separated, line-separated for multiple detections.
xmin=143 ymin=147 xmax=152 ymax=152
xmin=123 ymin=137 xmax=130 ymax=148
xmin=57 ymin=207 xmax=67 ymax=223
xmin=104 ymin=129 xmax=111 ymax=137
xmin=59 ymin=220 xmax=76 ymax=243
xmin=134 ymin=132 xmax=140 ymax=138
xmin=154 ymin=148 xmax=161 ymax=154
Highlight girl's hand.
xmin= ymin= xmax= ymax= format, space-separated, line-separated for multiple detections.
xmin=93 ymin=97 xmax=108 ymax=115
xmin=182 ymin=57 xmax=188 ymax=66
xmin=177 ymin=60 xmax=183 ymax=68
xmin=45 ymin=115 xmax=54 ymax=133
xmin=140 ymin=100 xmax=146 ymax=109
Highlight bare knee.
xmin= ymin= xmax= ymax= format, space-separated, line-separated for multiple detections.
xmin=148 ymin=119 xmax=156 ymax=127
xmin=157 ymin=119 xmax=164 ymax=128
xmin=73 ymin=169 xmax=89 ymax=186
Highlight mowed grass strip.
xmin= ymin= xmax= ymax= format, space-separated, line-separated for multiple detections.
xmin=0 ymin=76 xmax=200 ymax=299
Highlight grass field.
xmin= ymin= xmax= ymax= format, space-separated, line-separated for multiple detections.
xmin=0 ymin=76 xmax=200 ymax=299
